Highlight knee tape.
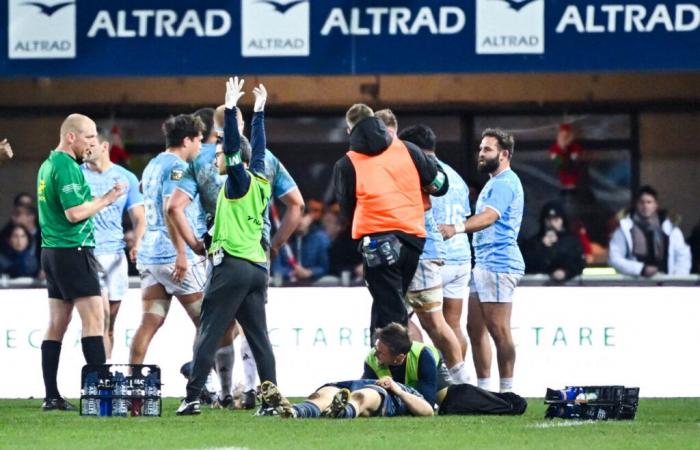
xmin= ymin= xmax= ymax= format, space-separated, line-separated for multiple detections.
xmin=145 ymin=299 xmax=171 ymax=318
xmin=183 ymin=299 xmax=203 ymax=319
xmin=406 ymin=287 xmax=443 ymax=313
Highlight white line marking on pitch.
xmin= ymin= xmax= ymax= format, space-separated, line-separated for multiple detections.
xmin=529 ymin=421 xmax=597 ymax=429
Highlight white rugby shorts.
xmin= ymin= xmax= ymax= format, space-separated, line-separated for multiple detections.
xmin=440 ymin=263 xmax=471 ymax=300
xmin=139 ymin=260 xmax=207 ymax=296
xmin=96 ymin=252 xmax=129 ymax=301
xmin=469 ymin=266 xmax=521 ymax=303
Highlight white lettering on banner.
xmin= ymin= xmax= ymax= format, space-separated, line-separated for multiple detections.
xmin=320 ymin=6 xmax=465 ymax=36
xmin=87 ymin=9 xmax=231 ymax=38
xmin=1 ymin=287 xmax=700 ymax=399
xmin=555 ymin=4 xmax=700 ymax=33
xmin=241 ymin=0 xmax=309 ymax=57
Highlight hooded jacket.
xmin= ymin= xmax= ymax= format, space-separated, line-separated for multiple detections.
xmin=521 ymin=202 xmax=584 ymax=280
xmin=332 ymin=117 xmax=448 ymax=250
xmin=609 ymin=210 xmax=691 ymax=276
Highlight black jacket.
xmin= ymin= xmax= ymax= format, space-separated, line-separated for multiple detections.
xmin=521 ymin=202 xmax=584 ymax=280
xmin=332 ymin=117 xmax=448 ymax=249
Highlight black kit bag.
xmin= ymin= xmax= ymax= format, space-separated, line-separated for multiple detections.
xmin=438 ymin=383 xmax=527 ymax=416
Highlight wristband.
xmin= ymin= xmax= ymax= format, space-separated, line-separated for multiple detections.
xmin=454 ymin=221 xmax=466 ymax=234
xmin=225 ymin=152 xmax=242 ymax=166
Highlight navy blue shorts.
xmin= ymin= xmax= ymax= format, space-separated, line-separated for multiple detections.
xmin=319 ymin=379 xmax=420 ymax=417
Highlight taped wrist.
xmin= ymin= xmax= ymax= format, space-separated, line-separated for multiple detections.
xmin=454 ymin=221 xmax=466 ymax=234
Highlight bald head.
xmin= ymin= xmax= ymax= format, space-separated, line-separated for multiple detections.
xmin=59 ymin=113 xmax=97 ymax=159
xmin=60 ymin=114 xmax=94 ymax=138
xmin=214 ymin=105 xmax=244 ymax=136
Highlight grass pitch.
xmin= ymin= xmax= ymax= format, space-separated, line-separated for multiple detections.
xmin=1 ymin=398 xmax=698 ymax=449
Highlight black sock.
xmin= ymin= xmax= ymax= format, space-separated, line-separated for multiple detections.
xmin=41 ymin=340 xmax=62 ymax=399
xmin=81 ymin=336 xmax=106 ymax=365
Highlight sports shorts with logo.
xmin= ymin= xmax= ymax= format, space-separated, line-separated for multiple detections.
xmin=469 ymin=266 xmax=521 ymax=303
xmin=96 ymin=252 xmax=129 ymax=301
xmin=139 ymin=260 xmax=207 ymax=296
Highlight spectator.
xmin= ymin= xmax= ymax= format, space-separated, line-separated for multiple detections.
xmin=0 ymin=205 xmax=41 ymax=266
xmin=521 ymin=202 xmax=585 ymax=281
xmin=0 ymin=224 xmax=40 ymax=277
xmin=272 ymin=213 xmax=330 ymax=283
xmin=687 ymin=219 xmax=700 ymax=274
xmin=13 ymin=192 xmax=35 ymax=208
xmin=549 ymin=123 xmax=582 ymax=191
xmin=323 ymin=209 xmax=363 ymax=280
xmin=609 ymin=185 xmax=691 ymax=277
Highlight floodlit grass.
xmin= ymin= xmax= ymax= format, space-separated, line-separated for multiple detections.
xmin=0 ymin=398 xmax=698 ymax=449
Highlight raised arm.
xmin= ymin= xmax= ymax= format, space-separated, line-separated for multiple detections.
xmin=249 ymin=84 xmax=267 ymax=176
xmin=222 ymin=76 xmax=251 ymax=200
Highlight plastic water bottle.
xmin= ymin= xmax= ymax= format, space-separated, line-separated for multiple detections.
xmin=98 ymin=378 xmax=112 ymax=416
xmin=111 ymin=372 xmax=128 ymax=416
xmin=82 ymin=372 xmax=99 ymax=416
xmin=143 ymin=374 xmax=160 ymax=416
xmin=555 ymin=387 xmax=581 ymax=401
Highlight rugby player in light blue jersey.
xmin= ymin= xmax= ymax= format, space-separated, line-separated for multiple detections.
xmin=81 ymin=129 xmax=144 ymax=359
xmin=396 ymin=123 xmax=470 ymax=386
xmin=431 ymin=155 xmax=472 ymax=366
xmin=440 ymin=128 xmax=524 ymax=393
xmin=129 ymin=115 xmax=206 ymax=393
xmin=169 ymin=105 xmax=303 ymax=410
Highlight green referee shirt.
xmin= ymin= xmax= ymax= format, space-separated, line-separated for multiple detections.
xmin=37 ymin=150 xmax=95 ymax=248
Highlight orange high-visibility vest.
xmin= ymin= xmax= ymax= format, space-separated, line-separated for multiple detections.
xmin=347 ymin=138 xmax=426 ymax=239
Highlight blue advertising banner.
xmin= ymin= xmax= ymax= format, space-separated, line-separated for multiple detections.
xmin=1 ymin=0 xmax=698 ymax=77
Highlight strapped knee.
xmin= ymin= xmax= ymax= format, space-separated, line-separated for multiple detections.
xmin=183 ymin=299 xmax=203 ymax=319
xmin=145 ymin=299 xmax=171 ymax=318
xmin=406 ymin=287 xmax=443 ymax=313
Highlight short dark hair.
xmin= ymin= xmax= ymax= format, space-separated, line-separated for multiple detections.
xmin=398 ymin=124 xmax=436 ymax=152
xmin=482 ymin=128 xmax=515 ymax=158
xmin=239 ymin=134 xmax=252 ymax=164
xmin=162 ymin=114 xmax=205 ymax=148
xmin=96 ymin=127 xmax=111 ymax=145
xmin=13 ymin=193 xmax=34 ymax=207
xmin=375 ymin=322 xmax=411 ymax=355
xmin=193 ymin=107 xmax=215 ymax=141
xmin=633 ymin=185 xmax=658 ymax=205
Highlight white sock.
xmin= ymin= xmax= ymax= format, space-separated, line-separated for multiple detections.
xmin=205 ymin=369 xmax=220 ymax=397
xmin=240 ymin=335 xmax=258 ymax=391
xmin=500 ymin=378 xmax=513 ymax=393
xmin=477 ymin=378 xmax=491 ymax=390
xmin=447 ymin=362 xmax=471 ymax=384
xmin=214 ymin=345 xmax=235 ymax=398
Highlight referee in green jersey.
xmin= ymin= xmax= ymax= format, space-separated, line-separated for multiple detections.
xmin=177 ymin=78 xmax=276 ymax=416
xmin=37 ymin=114 xmax=125 ymax=411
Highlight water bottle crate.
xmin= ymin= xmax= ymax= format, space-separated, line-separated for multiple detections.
xmin=544 ymin=385 xmax=639 ymax=420
xmin=79 ymin=364 xmax=162 ymax=417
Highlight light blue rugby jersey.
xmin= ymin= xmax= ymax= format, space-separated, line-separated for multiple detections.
xmin=420 ymin=208 xmax=446 ymax=261
xmin=81 ymin=163 xmax=143 ymax=256
xmin=176 ymin=142 xmax=222 ymax=236
xmin=431 ymin=160 xmax=471 ymax=265
xmin=261 ymin=149 xmax=297 ymax=247
xmin=138 ymin=152 xmax=202 ymax=265
xmin=473 ymin=168 xmax=525 ymax=274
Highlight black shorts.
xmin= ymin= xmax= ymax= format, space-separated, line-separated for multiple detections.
xmin=41 ymin=247 xmax=103 ymax=301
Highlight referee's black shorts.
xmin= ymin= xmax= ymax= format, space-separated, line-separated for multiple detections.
xmin=41 ymin=247 xmax=103 ymax=301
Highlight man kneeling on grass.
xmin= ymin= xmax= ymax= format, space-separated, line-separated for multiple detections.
xmin=261 ymin=377 xmax=433 ymax=419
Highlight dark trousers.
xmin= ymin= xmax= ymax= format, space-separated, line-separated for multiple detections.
xmin=186 ymin=255 xmax=276 ymax=402
xmin=364 ymin=241 xmax=421 ymax=338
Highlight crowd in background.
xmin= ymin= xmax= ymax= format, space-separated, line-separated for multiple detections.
xmin=2 ymin=123 xmax=700 ymax=283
